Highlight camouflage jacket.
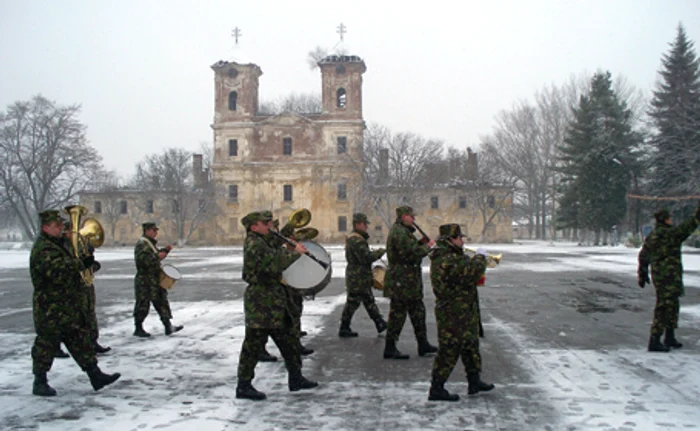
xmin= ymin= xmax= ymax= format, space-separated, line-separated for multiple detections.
xmin=134 ymin=237 xmax=162 ymax=289
xmin=30 ymin=232 xmax=90 ymax=330
xmin=242 ymin=231 xmax=301 ymax=328
xmin=638 ymin=214 xmax=699 ymax=296
xmin=384 ymin=221 xmax=431 ymax=300
xmin=429 ymin=238 xmax=487 ymax=330
xmin=345 ymin=230 xmax=385 ymax=294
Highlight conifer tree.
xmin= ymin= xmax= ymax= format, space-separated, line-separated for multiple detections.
xmin=648 ymin=23 xmax=700 ymax=218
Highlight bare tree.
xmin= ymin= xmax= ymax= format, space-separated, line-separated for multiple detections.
xmin=0 ymin=95 xmax=103 ymax=239
xmin=259 ymin=92 xmax=322 ymax=115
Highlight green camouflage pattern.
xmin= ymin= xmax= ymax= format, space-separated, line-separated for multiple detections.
xmin=638 ymin=209 xmax=699 ymax=335
xmin=133 ymin=237 xmax=172 ymax=322
xmin=384 ymin=222 xmax=431 ymax=300
xmin=341 ymin=230 xmax=385 ymax=323
xmin=429 ymin=238 xmax=487 ymax=381
xmin=30 ymin=232 xmax=97 ymax=373
xmin=242 ymin=231 xmax=301 ymax=328
xmin=237 ymin=327 xmax=301 ymax=381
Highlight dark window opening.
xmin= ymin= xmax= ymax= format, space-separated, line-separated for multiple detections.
xmin=120 ymin=200 xmax=128 ymax=214
xmin=337 ymin=136 xmax=347 ymax=154
xmin=283 ymin=137 xmax=292 ymax=155
xmin=338 ymin=216 xmax=347 ymax=232
xmin=228 ymin=91 xmax=238 ymax=110
xmin=487 ymin=196 xmax=496 ymax=208
xmin=94 ymin=201 xmax=102 ymax=214
xmin=283 ymin=184 xmax=293 ymax=201
xmin=229 ymin=139 xmax=238 ymax=156
xmin=228 ymin=185 xmax=238 ymax=202
xmin=431 ymin=196 xmax=439 ymax=209
xmin=337 ymin=183 xmax=347 ymax=200
xmin=336 ymin=88 xmax=346 ymax=108
xmin=146 ymin=200 xmax=154 ymax=214
xmin=459 ymin=196 xmax=467 ymax=209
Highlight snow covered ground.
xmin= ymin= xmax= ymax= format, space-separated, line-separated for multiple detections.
xmin=0 ymin=240 xmax=698 ymax=430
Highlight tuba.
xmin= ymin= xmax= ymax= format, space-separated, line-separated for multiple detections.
xmin=64 ymin=205 xmax=104 ymax=285
xmin=288 ymin=208 xmax=312 ymax=229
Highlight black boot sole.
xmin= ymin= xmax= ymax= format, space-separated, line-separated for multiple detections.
xmin=91 ymin=373 xmax=121 ymax=391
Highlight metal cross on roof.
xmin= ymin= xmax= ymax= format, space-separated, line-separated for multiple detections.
xmin=232 ymin=27 xmax=242 ymax=45
xmin=336 ymin=23 xmax=347 ymax=42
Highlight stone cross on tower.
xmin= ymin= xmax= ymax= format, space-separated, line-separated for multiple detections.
xmin=336 ymin=23 xmax=346 ymax=42
xmin=231 ymin=27 xmax=242 ymax=45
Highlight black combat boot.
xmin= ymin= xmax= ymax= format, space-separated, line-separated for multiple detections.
xmin=428 ymin=380 xmax=460 ymax=402
xmin=417 ymin=338 xmax=438 ymax=357
xmin=259 ymin=348 xmax=278 ymax=362
xmin=163 ymin=319 xmax=183 ymax=336
xmin=648 ymin=334 xmax=670 ymax=352
xmin=288 ymin=371 xmax=319 ymax=392
xmin=236 ymin=380 xmax=266 ymax=400
xmin=664 ymin=327 xmax=683 ymax=349
xmin=86 ymin=365 xmax=121 ymax=391
xmin=374 ymin=317 xmax=388 ymax=334
xmin=94 ymin=342 xmax=111 ymax=354
xmin=300 ymin=344 xmax=315 ymax=356
xmin=383 ymin=340 xmax=409 ymax=360
xmin=133 ymin=322 xmax=151 ymax=338
xmin=467 ymin=372 xmax=495 ymax=395
xmin=338 ymin=321 xmax=359 ymax=338
xmin=32 ymin=373 xmax=57 ymax=397
xmin=300 ymin=330 xmax=308 ymax=337
xmin=55 ymin=347 xmax=70 ymax=358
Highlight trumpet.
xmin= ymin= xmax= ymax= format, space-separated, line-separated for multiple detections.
xmin=464 ymin=247 xmax=502 ymax=269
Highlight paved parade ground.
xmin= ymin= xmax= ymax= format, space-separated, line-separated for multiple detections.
xmin=1 ymin=241 xmax=699 ymax=431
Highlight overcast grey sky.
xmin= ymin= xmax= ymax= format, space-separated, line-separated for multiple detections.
xmin=1 ymin=0 xmax=699 ymax=178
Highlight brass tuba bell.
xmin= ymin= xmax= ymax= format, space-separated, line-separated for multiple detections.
xmin=288 ymin=208 xmax=312 ymax=229
xmin=80 ymin=217 xmax=105 ymax=249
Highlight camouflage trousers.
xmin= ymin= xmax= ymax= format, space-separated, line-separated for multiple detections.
xmin=32 ymin=321 xmax=97 ymax=375
xmin=237 ymin=324 xmax=302 ymax=382
xmin=650 ymin=287 xmax=681 ymax=335
xmin=287 ymin=289 xmax=303 ymax=335
xmin=340 ymin=290 xmax=382 ymax=324
xmin=133 ymin=284 xmax=172 ymax=323
xmin=431 ymin=319 xmax=481 ymax=384
xmin=386 ymin=296 xmax=428 ymax=344
xmin=86 ymin=283 xmax=99 ymax=342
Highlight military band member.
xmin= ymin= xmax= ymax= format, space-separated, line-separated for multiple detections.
xmin=30 ymin=210 xmax=120 ymax=396
xmin=133 ymin=222 xmax=183 ymax=337
xmin=428 ymin=224 xmax=494 ymax=401
xmin=638 ymin=204 xmax=700 ymax=352
xmin=339 ymin=212 xmax=387 ymax=337
xmin=63 ymin=220 xmax=110 ymax=354
xmin=236 ymin=211 xmax=318 ymax=401
xmin=383 ymin=206 xmax=437 ymax=360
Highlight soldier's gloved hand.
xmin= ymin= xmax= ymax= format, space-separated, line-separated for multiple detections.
xmin=638 ymin=275 xmax=649 ymax=288
xmin=82 ymin=256 xmax=95 ymax=269
xmin=419 ymin=236 xmax=430 ymax=245
xmin=377 ymin=248 xmax=386 ymax=256
xmin=92 ymin=261 xmax=102 ymax=273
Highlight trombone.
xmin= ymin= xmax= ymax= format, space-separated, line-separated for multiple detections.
xmin=464 ymin=247 xmax=502 ymax=269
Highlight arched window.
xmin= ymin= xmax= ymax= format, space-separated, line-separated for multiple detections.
xmin=336 ymin=88 xmax=346 ymax=108
xmin=228 ymin=91 xmax=238 ymax=111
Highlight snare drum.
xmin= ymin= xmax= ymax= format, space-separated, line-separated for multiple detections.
xmin=372 ymin=265 xmax=386 ymax=290
xmin=281 ymin=240 xmax=332 ymax=297
xmin=159 ymin=264 xmax=182 ymax=290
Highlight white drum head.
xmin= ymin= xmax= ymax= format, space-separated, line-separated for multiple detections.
xmin=281 ymin=240 xmax=332 ymax=294
xmin=161 ymin=264 xmax=182 ymax=280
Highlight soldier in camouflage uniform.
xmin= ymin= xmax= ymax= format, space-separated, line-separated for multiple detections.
xmin=427 ymin=224 xmax=494 ymax=401
xmin=236 ymin=211 xmax=318 ymax=401
xmin=30 ymin=210 xmax=121 ymax=396
xmin=63 ymin=220 xmax=111 ymax=354
xmin=133 ymin=222 xmax=182 ymax=337
xmin=638 ymin=204 xmax=700 ymax=352
xmin=383 ymin=206 xmax=438 ymax=360
xmin=339 ymin=212 xmax=387 ymax=337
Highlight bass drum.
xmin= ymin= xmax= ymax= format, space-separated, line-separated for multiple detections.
xmin=281 ymin=240 xmax=332 ymax=297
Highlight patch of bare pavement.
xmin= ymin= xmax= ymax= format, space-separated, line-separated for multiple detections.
xmin=0 ymin=246 xmax=699 ymax=430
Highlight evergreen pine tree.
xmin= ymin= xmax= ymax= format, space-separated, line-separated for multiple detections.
xmin=648 ymin=23 xmax=700 ymax=218
xmin=557 ymin=72 xmax=640 ymax=243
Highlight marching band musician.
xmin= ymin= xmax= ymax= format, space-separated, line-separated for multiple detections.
xmin=428 ymin=224 xmax=494 ymax=401
xmin=63 ymin=220 xmax=111 ymax=354
xmin=30 ymin=210 xmax=120 ymax=396
xmin=132 ymin=222 xmax=183 ymax=338
xmin=339 ymin=212 xmax=388 ymax=337
xmin=383 ymin=205 xmax=437 ymax=360
xmin=236 ymin=211 xmax=318 ymax=401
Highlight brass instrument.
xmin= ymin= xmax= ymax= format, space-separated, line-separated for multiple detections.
xmin=464 ymin=247 xmax=502 ymax=269
xmin=64 ymin=205 xmax=104 ymax=285
xmin=293 ymin=227 xmax=319 ymax=241
xmin=288 ymin=208 xmax=312 ymax=229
